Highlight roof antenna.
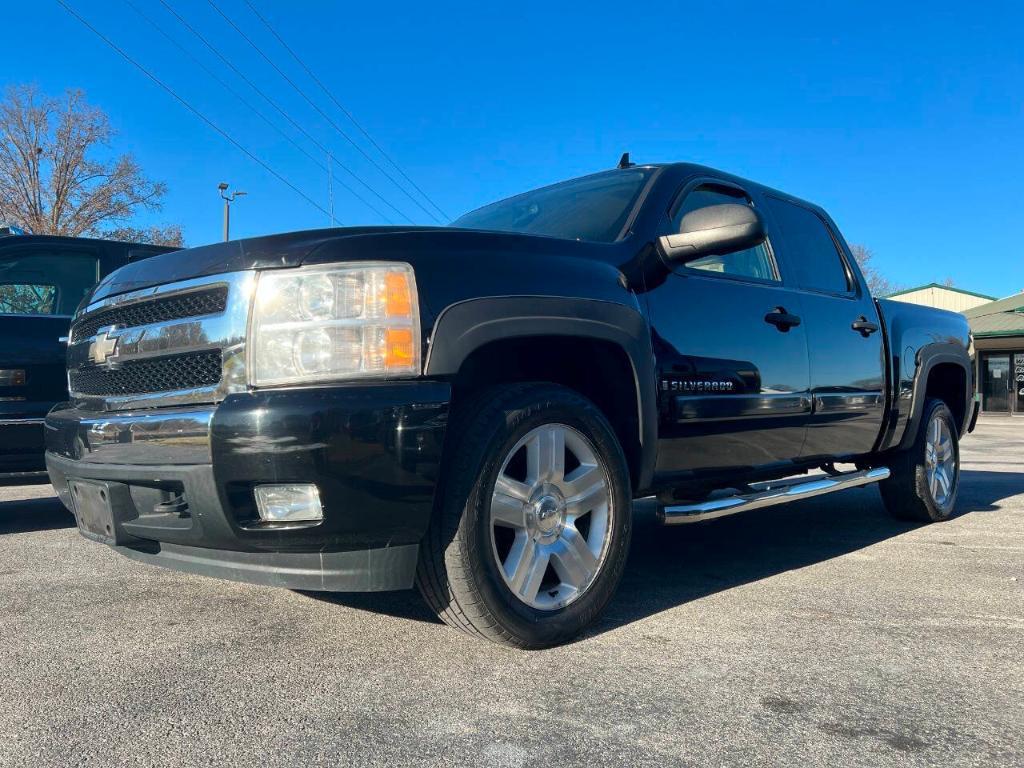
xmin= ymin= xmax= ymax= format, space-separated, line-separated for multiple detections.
xmin=617 ymin=152 xmax=635 ymax=169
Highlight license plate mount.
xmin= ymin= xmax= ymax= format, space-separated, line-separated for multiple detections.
xmin=69 ymin=479 xmax=126 ymax=545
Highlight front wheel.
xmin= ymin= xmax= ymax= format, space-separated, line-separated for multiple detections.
xmin=416 ymin=383 xmax=632 ymax=649
xmin=880 ymin=398 xmax=960 ymax=522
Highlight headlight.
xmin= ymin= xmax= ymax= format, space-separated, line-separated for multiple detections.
xmin=250 ymin=263 xmax=420 ymax=386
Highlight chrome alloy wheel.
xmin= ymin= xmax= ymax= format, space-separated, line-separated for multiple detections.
xmin=924 ymin=413 xmax=957 ymax=509
xmin=489 ymin=423 xmax=613 ymax=611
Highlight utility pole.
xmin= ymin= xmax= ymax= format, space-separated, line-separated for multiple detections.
xmin=327 ymin=152 xmax=335 ymax=227
xmin=218 ymin=182 xmax=247 ymax=242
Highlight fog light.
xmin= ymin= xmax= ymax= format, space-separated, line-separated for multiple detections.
xmin=254 ymin=484 xmax=323 ymax=522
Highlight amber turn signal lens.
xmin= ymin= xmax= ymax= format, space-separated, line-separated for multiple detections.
xmin=384 ymin=271 xmax=413 ymax=317
xmin=385 ymin=327 xmax=415 ymax=369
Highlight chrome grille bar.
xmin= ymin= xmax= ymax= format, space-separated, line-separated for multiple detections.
xmin=73 ymin=286 xmax=228 ymax=341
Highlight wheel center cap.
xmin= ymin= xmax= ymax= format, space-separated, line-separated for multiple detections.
xmin=529 ymin=487 xmax=566 ymax=537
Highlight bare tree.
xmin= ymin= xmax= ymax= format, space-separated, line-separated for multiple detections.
xmin=850 ymin=244 xmax=900 ymax=297
xmin=0 ymin=84 xmax=178 ymax=239
xmin=0 ymin=283 xmax=56 ymax=315
xmin=104 ymin=223 xmax=185 ymax=247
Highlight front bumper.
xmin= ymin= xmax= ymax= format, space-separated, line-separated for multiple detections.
xmin=45 ymin=381 xmax=451 ymax=591
xmin=0 ymin=412 xmax=50 ymax=481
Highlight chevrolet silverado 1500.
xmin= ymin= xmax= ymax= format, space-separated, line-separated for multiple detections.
xmin=45 ymin=161 xmax=976 ymax=647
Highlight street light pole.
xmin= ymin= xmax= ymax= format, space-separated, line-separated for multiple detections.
xmin=218 ymin=182 xmax=247 ymax=242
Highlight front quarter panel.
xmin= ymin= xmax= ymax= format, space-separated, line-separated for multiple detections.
xmin=424 ymin=294 xmax=658 ymax=492
xmin=350 ymin=235 xmax=659 ymax=490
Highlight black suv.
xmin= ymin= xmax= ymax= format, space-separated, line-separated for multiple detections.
xmin=44 ymin=162 xmax=974 ymax=648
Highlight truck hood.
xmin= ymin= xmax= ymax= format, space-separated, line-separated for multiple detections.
xmin=89 ymin=227 xmax=439 ymax=300
xmin=89 ymin=225 xmax=616 ymax=302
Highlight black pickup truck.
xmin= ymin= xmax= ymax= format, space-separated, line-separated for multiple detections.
xmin=44 ymin=161 xmax=976 ymax=648
xmin=0 ymin=233 xmax=174 ymax=484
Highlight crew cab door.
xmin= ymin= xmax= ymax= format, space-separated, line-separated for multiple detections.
xmin=759 ymin=195 xmax=886 ymax=459
xmin=645 ymin=180 xmax=811 ymax=482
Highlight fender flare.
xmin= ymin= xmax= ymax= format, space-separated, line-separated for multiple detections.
xmin=898 ymin=343 xmax=973 ymax=450
xmin=424 ymin=295 xmax=658 ymax=491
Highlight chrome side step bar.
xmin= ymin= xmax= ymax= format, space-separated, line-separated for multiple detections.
xmin=658 ymin=467 xmax=890 ymax=526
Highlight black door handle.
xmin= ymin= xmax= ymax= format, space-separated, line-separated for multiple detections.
xmin=851 ymin=316 xmax=879 ymax=337
xmin=764 ymin=307 xmax=801 ymax=332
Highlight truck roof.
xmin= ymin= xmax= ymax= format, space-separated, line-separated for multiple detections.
xmin=0 ymin=232 xmax=179 ymax=252
xmin=639 ymin=162 xmax=828 ymax=216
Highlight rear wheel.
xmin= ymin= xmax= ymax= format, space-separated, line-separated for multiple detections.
xmin=416 ymin=383 xmax=632 ymax=648
xmin=880 ymin=398 xmax=960 ymax=522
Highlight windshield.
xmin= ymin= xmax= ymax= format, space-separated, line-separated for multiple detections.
xmin=451 ymin=168 xmax=654 ymax=243
xmin=0 ymin=249 xmax=99 ymax=316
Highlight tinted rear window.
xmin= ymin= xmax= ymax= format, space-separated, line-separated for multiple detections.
xmin=0 ymin=250 xmax=99 ymax=315
xmin=764 ymin=196 xmax=850 ymax=294
xmin=451 ymin=169 xmax=654 ymax=243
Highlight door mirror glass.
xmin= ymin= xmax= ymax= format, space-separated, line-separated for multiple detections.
xmin=660 ymin=203 xmax=766 ymax=264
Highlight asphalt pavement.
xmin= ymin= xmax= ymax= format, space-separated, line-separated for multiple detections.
xmin=0 ymin=417 xmax=1021 ymax=767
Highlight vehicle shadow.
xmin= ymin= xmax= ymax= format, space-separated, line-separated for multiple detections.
xmin=594 ymin=469 xmax=1022 ymax=634
xmin=306 ymin=584 xmax=443 ymax=624
xmin=956 ymin=469 xmax=1024 ymax=512
xmin=306 ymin=469 xmax=1024 ymax=633
xmin=0 ymin=495 xmax=76 ymax=534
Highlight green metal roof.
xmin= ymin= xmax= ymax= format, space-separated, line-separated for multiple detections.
xmin=965 ymin=291 xmax=1024 ymax=338
xmin=884 ymin=283 xmax=997 ymax=301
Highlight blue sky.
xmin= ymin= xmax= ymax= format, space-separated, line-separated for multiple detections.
xmin=3 ymin=1 xmax=1022 ymax=297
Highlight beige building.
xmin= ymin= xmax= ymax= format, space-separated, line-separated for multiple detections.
xmin=884 ymin=283 xmax=1023 ymax=415
xmin=885 ymin=283 xmax=996 ymax=313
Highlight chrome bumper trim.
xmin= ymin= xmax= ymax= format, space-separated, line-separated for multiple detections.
xmin=45 ymin=405 xmax=215 ymax=465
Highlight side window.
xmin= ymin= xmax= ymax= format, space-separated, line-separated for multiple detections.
xmin=763 ymin=196 xmax=851 ymax=294
xmin=672 ymin=185 xmax=778 ymax=282
xmin=0 ymin=248 xmax=100 ymax=316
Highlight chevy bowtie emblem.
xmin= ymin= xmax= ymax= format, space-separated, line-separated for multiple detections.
xmin=88 ymin=326 xmax=122 ymax=366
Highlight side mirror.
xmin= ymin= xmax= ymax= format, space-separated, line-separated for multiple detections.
xmin=659 ymin=203 xmax=766 ymax=263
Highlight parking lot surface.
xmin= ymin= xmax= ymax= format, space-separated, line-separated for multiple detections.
xmin=0 ymin=418 xmax=1021 ymax=767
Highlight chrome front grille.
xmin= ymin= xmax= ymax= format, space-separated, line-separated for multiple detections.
xmin=67 ymin=271 xmax=255 ymax=411
xmin=73 ymin=286 xmax=228 ymax=340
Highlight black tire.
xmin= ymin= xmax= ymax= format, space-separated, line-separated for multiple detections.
xmin=880 ymin=398 xmax=960 ymax=522
xmin=415 ymin=383 xmax=632 ymax=649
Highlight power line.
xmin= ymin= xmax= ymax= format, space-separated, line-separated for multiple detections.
xmin=160 ymin=0 xmax=411 ymax=224
xmin=207 ymin=0 xmax=443 ymax=225
xmin=243 ymin=0 xmax=449 ymax=222
xmin=124 ymin=0 xmax=392 ymax=225
xmin=57 ymin=0 xmax=333 ymax=223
